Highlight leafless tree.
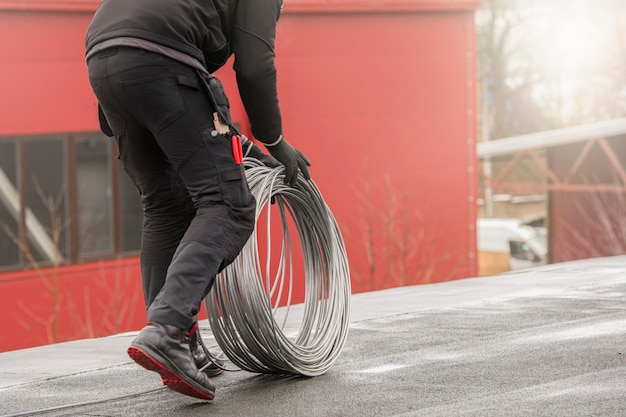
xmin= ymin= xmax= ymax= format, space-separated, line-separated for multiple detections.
xmin=478 ymin=0 xmax=626 ymax=140
xmin=348 ymin=167 xmax=463 ymax=292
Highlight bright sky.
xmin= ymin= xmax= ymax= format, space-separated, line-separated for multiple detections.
xmin=493 ymin=0 xmax=626 ymax=123
xmin=530 ymin=1 xmax=619 ymax=77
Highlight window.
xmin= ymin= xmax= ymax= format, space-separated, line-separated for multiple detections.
xmin=0 ymin=133 xmax=143 ymax=270
xmin=75 ymin=135 xmax=114 ymax=257
xmin=24 ymin=136 xmax=68 ymax=263
xmin=509 ymin=240 xmax=539 ymax=262
xmin=0 ymin=139 xmax=21 ymax=268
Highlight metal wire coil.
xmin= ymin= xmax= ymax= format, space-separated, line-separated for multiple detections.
xmin=204 ymin=158 xmax=351 ymax=376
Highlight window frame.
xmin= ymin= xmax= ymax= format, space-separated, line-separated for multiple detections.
xmin=0 ymin=132 xmax=141 ymax=271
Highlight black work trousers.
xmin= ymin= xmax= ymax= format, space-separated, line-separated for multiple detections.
xmin=87 ymin=47 xmax=256 ymax=330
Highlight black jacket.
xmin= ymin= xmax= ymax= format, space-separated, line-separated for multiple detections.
xmin=86 ymin=0 xmax=283 ymax=144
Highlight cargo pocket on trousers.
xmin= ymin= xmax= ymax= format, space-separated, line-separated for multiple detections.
xmin=219 ymin=165 xmax=253 ymax=208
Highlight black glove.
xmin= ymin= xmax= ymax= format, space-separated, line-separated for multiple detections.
xmin=243 ymin=141 xmax=280 ymax=168
xmin=264 ymin=136 xmax=311 ymax=186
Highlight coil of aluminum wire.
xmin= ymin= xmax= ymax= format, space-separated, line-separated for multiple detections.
xmin=205 ymin=158 xmax=351 ymax=376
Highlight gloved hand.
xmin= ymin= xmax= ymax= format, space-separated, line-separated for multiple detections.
xmin=264 ymin=136 xmax=311 ymax=186
xmin=243 ymin=141 xmax=280 ymax=168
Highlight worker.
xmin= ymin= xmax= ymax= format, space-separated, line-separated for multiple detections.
xmin=85 ymin=0 xmax=311 ymax=401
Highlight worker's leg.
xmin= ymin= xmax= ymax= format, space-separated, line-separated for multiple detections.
xmin=92 ymin=47 xmax=255 ymax=330
xmin=87 ymin=47 xmax=254 ymax=400
xmin=88 ymin=48 xmax=196 ymax=310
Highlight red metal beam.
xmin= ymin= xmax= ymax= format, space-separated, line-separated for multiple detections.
xmin=528 ymin=149 xmax=561 ymax=186
xmin=563 ymin=139 xmax=595 ymax=185
xmin=596 ymin=137 xmax=626 ymax=186
xmin=493 ymin=152 xmax=524 ymax=184
xmin=480 ymin=136 xmax=626 ymax=195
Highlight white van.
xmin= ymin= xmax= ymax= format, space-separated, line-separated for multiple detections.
xmin=477 ymin=218 xmax=548 ymax=276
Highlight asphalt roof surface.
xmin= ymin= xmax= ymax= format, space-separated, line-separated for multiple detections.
xmin=1 ymin=256 xmax=626 ymax=417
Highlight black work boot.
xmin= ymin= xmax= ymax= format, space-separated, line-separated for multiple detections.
xmin=187 ymin=324 xmax=224 ymax=378
xmin=127 ymin=322 xmax=216 ymax=400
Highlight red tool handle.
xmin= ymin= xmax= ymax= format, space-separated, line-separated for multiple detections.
xmin=231 ymin=135 xmax=243 ymax=164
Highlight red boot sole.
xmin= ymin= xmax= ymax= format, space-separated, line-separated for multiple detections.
xmin=128 ymin=346 xmax=214 ymax=401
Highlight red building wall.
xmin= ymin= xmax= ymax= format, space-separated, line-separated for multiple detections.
xmin=0 ymin=0 xmax=479 ymax=351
